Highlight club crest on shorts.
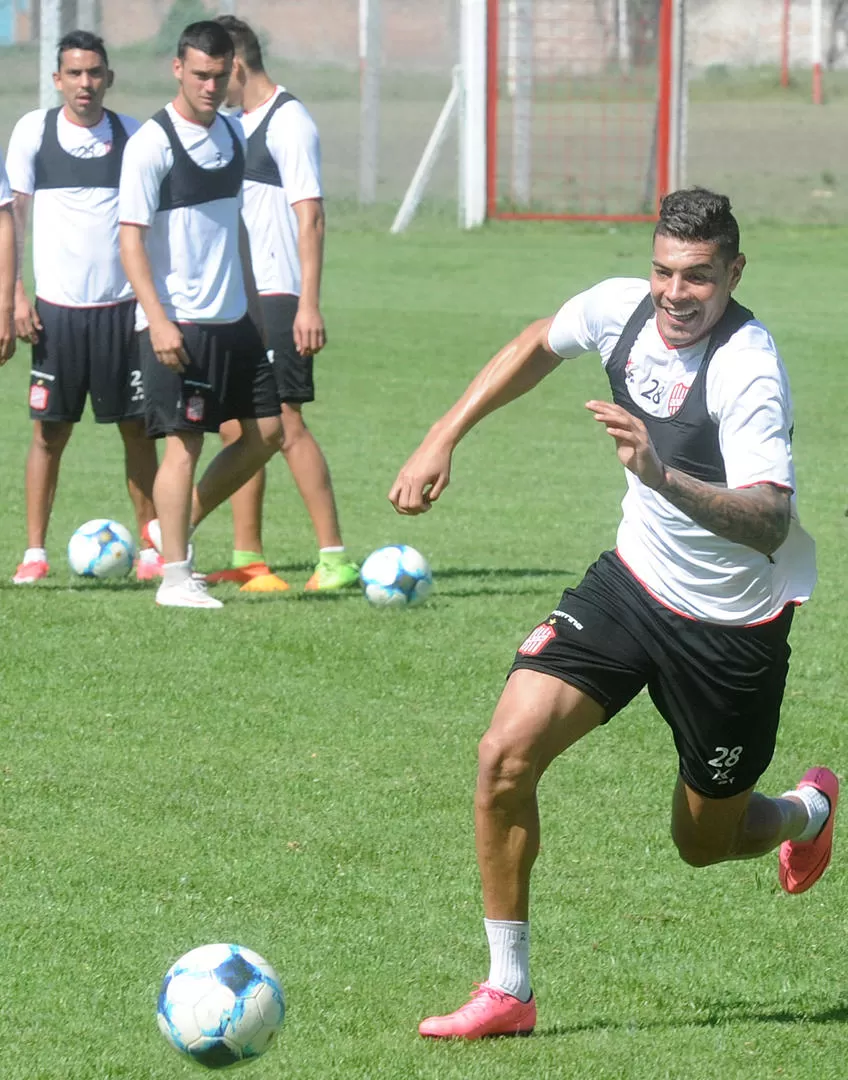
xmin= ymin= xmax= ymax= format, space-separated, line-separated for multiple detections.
xmin=518 ymin=622 xmax=556 ymax=656
xmin=185 ymin=395 xmax=205 ymax=422
xmin=29 ymin=383 xmax=49 ymax=411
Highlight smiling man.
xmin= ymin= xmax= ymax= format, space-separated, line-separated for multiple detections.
xmin=5 ymin=30 xmax=159 ymax=585
xmin=389 ymin=188 xmax=836 ymax=1039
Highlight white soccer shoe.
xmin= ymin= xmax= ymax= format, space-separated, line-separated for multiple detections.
xmin=156 ymin=577 xmax=223 ymax=609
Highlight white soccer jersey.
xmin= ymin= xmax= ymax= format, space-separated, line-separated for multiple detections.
xmin=0 ymin=150 xmax=12 ymax=207
xmin=239 ymin=87 xmax=322 ymax=296
xmin=119 ymin=104 xmax=247 ymax=328
xmin=5 ymin=107 xmax=139 ymax=306
xmin=547 ymin=277 xmax=816 ymax=625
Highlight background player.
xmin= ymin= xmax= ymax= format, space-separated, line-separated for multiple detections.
xmin=390 ymin=188 xmax=837 ymax=1039
xmin=6 ymin=30 xmax=159 ymax=584
xmin=0 ymin=149 xmax=14 ymax=364
xmin=119 ymin=20 xmax=283 ymax=609
xmin=203 ymin=14 xmax=359 ymax=594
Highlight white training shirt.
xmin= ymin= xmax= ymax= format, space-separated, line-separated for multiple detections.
xmin=5 ymin=107 xmax=140 ymax=307
xmin=238 ymin=87 xmax=322 ymax=296
xmin=547 ymin=277 xmax=816 ymax=625
xmin=0 ymin=150 xmax=12 ymax=207
xmin=118 ymin=103 xmax=247 ymax=328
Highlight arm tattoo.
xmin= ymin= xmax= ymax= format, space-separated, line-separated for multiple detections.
xmin=656 ymin=470 xmax=791 ymax=556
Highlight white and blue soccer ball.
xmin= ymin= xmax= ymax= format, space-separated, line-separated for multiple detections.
xmin=67 ymin=518 xmax=136 ymax=579
xmin=360 ymin=544 xmax=433 ymax=607
xmin=157 ymin=943 xmax=285 ymax=1070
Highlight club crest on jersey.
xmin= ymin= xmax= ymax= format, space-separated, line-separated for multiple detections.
xmin=29 ymin=383 xmax=49 ymax=411
xmin=186 ymin=395 xmax=205 ymax=422
xmin=518 ymin=622 xmax=556 ymax=656
xmin=668 ymin=381 xmax=691 ymax=416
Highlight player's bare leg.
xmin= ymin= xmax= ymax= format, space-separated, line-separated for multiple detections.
xmin=476 ymin=670 xmax=605 ymax=920
xmin=192 ymin=415 xmax=282 ymax=528
xmin=217 ymin=417 xmax=266 ymax=554
xmin=118 ymin=418 xmax=158 ymax=537
xmin=281 ymin=404 xmax=359 ymax=591
xmin=154 ymin=431 xmax=203 ymax=564
xmin=24 ymin=419 xmax=73 ymax=548
xmin=281 ymin=403 xmax=341 ymax=548
xmin=420 ymin=670 xmax=603 ymax=1039
xmin=670 ymin=774 xmax=835 ymax=870
xmin=13 ymin=420 xmax=73 ymax=582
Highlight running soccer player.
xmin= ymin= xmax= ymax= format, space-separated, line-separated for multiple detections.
xmin=0 ymin=149 xmax=15 ymax=364
xmin=6 ymin=30 xmax=159 ymax=584
xmin=390 ymin=188 xmax=837 ymax=1039
xmin=201 ymin=14 xmax=359 ymax=594
xmin=119 ymin=20 xmax=283 ymax=609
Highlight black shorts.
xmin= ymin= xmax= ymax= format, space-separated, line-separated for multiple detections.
xmin=29 ymin=298 xmax=142 ymax=423
xmin=140 ymin=315 xmax=280 ymax=438
xmin=260 ymin=293 xmax=314 ymax=404
xmin=509 ymin=550 xmax=794 ymax=799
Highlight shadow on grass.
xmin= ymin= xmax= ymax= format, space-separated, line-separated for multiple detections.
xmin=538 ymin=997 xmax=848 ymax=1036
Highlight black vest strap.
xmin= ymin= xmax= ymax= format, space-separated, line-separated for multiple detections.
xmin=153 ymin=109 xmax=244 ymax=212
xmin=605 ymin=293 xmax=755 ymax=484
xmin=33 ymin=107 xmax=128 ymax=190
xmin=244 ymin=92 xmax=297 ymax=188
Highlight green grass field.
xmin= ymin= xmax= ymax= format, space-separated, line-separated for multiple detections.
xmin=1 ymin=220 xmax=846 ymax=1080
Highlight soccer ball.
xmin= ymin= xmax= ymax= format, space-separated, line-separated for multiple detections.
xmin=157 ymin=943 xmax=285 ymax=1070
xmin=67 ymin=519 xmax=136 ymax=579
xmin=360 ymin=544 xmax=433 ymax=607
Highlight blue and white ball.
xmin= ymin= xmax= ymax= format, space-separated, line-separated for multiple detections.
xmin=360 ymin=544 xmax=433 ymax=607
xmin=67 ymin=519 xmax=135 ymax=579
xmin=157 ymin=943 xmax=285 ymax=1070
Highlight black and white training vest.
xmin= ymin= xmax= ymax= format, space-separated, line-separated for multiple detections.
xmin=152 ymin=108 xmax=244 ymax=212
xmin=605 ymin=295 xmax=755 ymax=484
xmin=33 ymin=107 xmax=129 ymax=190
xmin=243 ymin=92 xmax=297 ymax=188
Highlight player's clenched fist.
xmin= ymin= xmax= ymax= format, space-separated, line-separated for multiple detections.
xmin=389 ymin=441 xmax=453 ymax=515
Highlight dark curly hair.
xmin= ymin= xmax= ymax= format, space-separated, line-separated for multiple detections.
xmin=654 ymin=187 xmax=740 ymax=263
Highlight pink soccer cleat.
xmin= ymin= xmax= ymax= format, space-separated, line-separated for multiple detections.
xmin=12 ymin=558 xmax=49 ymax=584
xmin=135 ymin=553 xmax=165 ymax=581
xmin=779 ymin=766 xmax=839 ymax=894
xmin=418 ymin=982 xmax=536 ymax=1040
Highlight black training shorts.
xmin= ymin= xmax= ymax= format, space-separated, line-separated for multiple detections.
xmin=260 ymin=293 xmax=314 ymax=404
xmin=509 ymin=549 xmax=794 ymax=799
xmin=29 ymin=298 xmax=142 ymax=423
xmin=140 ymin=314 xmax=280 ymax=438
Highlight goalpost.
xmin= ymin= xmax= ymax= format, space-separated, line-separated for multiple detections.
xmin=393 ymin=0 xmax=687 ymax=231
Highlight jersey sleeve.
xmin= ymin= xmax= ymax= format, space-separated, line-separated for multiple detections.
xmin=5 ymin=110 xmax=47 ymax=196
xmin=118 ymin=121 xmax=171 ymax=226
xmin=547 ymin=277 xmax=650 ymax=360
xmin=710 ymin=346 xmax=796 ymax=491
xmin=268 ymin=101 xmax=323 ymax=205
xmin=0 ymin=150 xmax=12 ymax=207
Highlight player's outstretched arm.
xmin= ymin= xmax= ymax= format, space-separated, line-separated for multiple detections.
xmin=390 ymin=317 xmax=561 ymax=515
xmin=0 ymin=206 xmax=15 ymax=362
xmin=586 ymin=400 xmax=791 ymax=555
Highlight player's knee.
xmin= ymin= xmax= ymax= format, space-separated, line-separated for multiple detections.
xmin=477 ymin=728 xmax=536 ymax=804
xmin=671 ymin=827 xmax=730 ymax=867
xmin=33 ymin=421 xmax=72 ymax=454
xmin=279 ymin=405 xmax=306 ymax=454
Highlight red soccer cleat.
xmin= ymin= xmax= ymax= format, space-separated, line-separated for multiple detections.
xmin=418 ymin=982 xmax=536 ymax=1040
xmin=12 ymin=559 xmax=49 ymax=584
xmin=779 ymin=766 xmax=839 ymax=894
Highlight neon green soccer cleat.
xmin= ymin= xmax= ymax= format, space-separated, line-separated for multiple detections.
xmin=304 ymin=556 xmax=360 ymax=592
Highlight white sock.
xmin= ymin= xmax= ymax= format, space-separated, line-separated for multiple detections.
xmin=484 ymin=918 xmax=531 ymax=1002
xmin=319 ymin=546 xmax=345 ymax=554
xmin=782 ymin=785 xmax=831 ymax=842
xmin=138 ymin=548 xmax=160 ymax=565
xmin=162 ymin=560 xmax=192 ymax=588
xmin=23 ymin=547 xmax=47 ymax=564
